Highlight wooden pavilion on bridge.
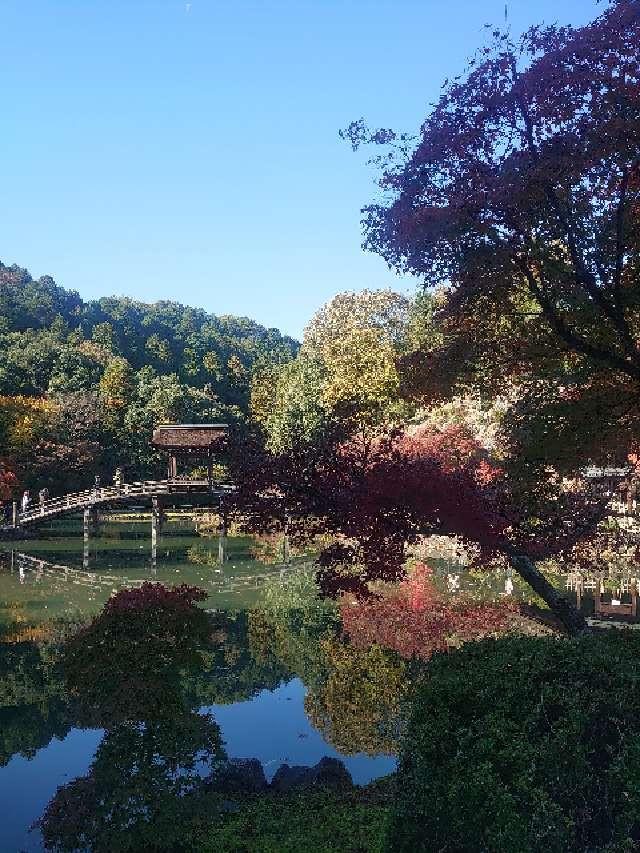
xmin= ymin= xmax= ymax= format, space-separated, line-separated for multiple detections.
xmin=151 ymin=424 xmax=229 ymax=487
xmin=0 ymin=424 xmax=234 ymax=561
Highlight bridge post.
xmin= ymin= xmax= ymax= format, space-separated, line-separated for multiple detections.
xmin=151 ymin=497 xmax=164 ymax=553
xmin=84 ymin=506 xmax=99 ymax=541
xmin=283 ymin=515 xmax=291 ymax=564
xmin=207 ymin=447 xmax=213 ymax=490
xmin=218 ymin=507 xmax=227 ymax=565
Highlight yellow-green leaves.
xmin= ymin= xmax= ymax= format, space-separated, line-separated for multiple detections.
xmin=303 ymin=289 xmax=410 ymax=358
xmin=251 ymin=356 xmax=329 ymax=454
xmin=320 ymin=326 xmax=400 ymax=422
xmin=250 ymin=289 xmax=416 ymax=449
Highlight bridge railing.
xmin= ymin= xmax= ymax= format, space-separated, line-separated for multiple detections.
xmin=11 ymin=478 xmax=236 ymax=526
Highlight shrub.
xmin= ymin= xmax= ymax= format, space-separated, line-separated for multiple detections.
xmin=387 ymin=632 xmax=640 ymax=852
xmin=201 ymin=782 xmax=391 ymax=853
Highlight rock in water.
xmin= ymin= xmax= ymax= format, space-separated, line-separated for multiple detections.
xmin=208 ymin=758 xmax=268 ymax=794
xmin=270 ymin=756 xmax=353 ymax=792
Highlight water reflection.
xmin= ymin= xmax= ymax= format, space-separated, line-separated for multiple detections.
xmin=0 ymin=568 xmax=398 ymax=851
xmin=38 ymin=584 xmax=226 ymax=852
xmin=11 ymin=524 xmax=637 ymax=851
xmin=0 ymin=637 xmax=71 ymax=769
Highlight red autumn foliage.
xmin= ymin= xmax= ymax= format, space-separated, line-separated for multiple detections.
xmin=340 ymin=562 xmax=514 ymax=661
xmin=230 ymin=420 xmax=605 ymax=616
xmin=229 ymin=422 xmax=513 ymax=598
xmin=0 ymin=462 xmax=17 ymax=501
xmin=63 ymin=583 xmax=210 ymax=727
xmin=104 ymin=582 xmax=207 ymax=614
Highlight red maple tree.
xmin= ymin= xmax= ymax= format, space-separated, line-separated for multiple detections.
xmin=341 ymin=562 xmax=515 ymax=661
xmin=0 ymin=462 xmax=17 ymax=501
xmin=229 ymin=422 xmax=601 ymax=635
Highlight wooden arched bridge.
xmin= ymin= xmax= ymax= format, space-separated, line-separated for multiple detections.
xmin=0 ymin=424 xmax=236 ymax=541
xmin=0 ymin=478 xmax=235 ymax=540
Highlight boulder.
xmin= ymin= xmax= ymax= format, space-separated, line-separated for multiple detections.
xmin=270 ymin=756 xmax=353 ymax=792
xmin=208 ymin=758 xmax=268 ymax=794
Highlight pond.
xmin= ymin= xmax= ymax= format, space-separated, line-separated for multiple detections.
xmin=0 ymin=517 xmax=398 ymax=852
xmin=1 ymin=516 xmax=632 ymax=851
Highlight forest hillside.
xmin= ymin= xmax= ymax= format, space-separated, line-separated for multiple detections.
xmin=0 ymin=261 xmax=298 ymax=492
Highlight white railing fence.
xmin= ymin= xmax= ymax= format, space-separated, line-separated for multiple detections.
xmin=2 ymin=478 xmax=235 ymax=529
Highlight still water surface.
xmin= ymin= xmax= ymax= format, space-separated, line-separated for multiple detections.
xmin=2 ymin=516 xmax=621 ymax=851
xmin=0 ymin=518 xmax=396 ymax=851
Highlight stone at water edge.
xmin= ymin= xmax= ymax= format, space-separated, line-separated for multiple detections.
xmin=208 ymin=758 xmax=269 ymax=794
xmin=270 ymin=756 xmax=353 ymax=792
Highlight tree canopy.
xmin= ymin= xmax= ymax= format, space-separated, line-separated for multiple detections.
xmin=0 ymin=261 xmax=298 ymax=491
xmin=345 ymin=0 xmax=640 ymax=474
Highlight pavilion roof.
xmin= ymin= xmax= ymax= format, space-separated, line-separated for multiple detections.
xmin=151 ymin=424 xmax=229 ymax=452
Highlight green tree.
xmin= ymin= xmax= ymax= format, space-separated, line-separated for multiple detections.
xmin=251 ymin=355 xmax=329 ymax=453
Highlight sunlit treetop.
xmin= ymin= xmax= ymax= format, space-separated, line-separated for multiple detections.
xmin=302 ymin=289 xmax=411 ymax=358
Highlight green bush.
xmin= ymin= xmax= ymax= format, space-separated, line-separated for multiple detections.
xmin=387 ymin=632 xmax=640 ymax=853
xmin=201 ymin=783 xmax=390 ymax=853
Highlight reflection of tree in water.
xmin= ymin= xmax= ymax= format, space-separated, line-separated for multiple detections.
xmin=5 ymin=570 xmax=415 ymax=849
xmin=184 ymin=610 xmax=291 ymax=706
xmin=0 ymin=591 xmax=294 ymax=774
xmin=40 ymin=714 xmax=223 ymax=853
xmin=248 ymin=570 xmax=409 ymax=756
xmin=0 ymin=639 xmax=71 ymax=767
xmin=39 ymin=583 xmax=227 ymax=853
xmin=304 ymin=638 xmax=408 ymax=756
xmin=247 ymin=569 xmax=341 ymax=684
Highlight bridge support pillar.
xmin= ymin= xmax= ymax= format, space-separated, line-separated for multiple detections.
xmin=151 ymin=497 xmax=165 ymax=554
xmin=84 ymin=506 xmax=99 ymax=541
xmin=282 ymin=516 xmax=290 ymax=564
xmin=218 ymin=514 xmax=227 ymax=565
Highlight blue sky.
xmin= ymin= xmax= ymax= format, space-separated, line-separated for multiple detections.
xmin=1 ymin=0 xmax=601 ymax=339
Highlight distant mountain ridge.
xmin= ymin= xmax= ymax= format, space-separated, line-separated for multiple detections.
xmin=0 ymin=260 xmax=298 ymax=383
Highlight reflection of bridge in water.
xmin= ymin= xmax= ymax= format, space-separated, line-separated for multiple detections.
xmin=1 ymin=551 xmax=310 ymax=601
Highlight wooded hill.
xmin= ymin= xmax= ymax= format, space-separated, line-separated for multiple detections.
xmin=0 ymin=261 xmax=298 ymax=493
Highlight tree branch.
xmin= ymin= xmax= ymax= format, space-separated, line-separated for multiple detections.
xmin=502 ymin=546 xmax=589 ymax=637
xmin=614 ymin=163 xmax=633 ymax=293
xmin=519 ymin=263 xmax=640 ymax=380
xmin=514 ymin=90 xmax=639 ymax=365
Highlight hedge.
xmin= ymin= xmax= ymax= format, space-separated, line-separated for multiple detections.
xmin=387 ymin=631 xmax=640 ymax=852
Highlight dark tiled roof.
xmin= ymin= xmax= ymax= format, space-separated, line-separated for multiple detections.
xmin=152 ymin=424 xmax=229 ymax=451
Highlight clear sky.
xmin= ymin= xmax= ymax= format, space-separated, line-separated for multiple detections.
xmin=1 ymin=0 xmax=602 ymax=339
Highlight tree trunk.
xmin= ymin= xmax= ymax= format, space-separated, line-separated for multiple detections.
xmin=503 ymin=547 xmax=589 ymax=637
